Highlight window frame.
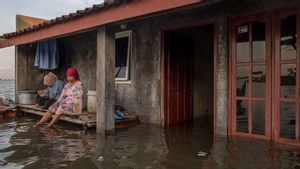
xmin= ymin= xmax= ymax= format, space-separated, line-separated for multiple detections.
xmin=115 ymin=30 xmax=132 ymax=82
xmin=230 ymin=13 xmax=272 ymax=140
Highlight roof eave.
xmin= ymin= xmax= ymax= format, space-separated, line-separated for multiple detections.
xmin=0 ymin=0 xmax=217 ymax=49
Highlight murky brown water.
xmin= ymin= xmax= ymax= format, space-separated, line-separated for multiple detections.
xmin=0 ymin=115 xmax=300 ymax=169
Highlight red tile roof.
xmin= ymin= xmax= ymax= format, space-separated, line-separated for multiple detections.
xmin=0 ymin=0 xmax=212 ymax=48
xmin=0 ymin=0 xmax=124 ymax=39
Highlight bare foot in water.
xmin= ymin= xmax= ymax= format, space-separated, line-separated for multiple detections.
xmin=34 ymin=122 xmax=42 ymax=127
xmin=45 ymin=125 xmax=54 ymax=129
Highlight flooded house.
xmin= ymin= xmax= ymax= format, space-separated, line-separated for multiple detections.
xmin=0 ymin=0 xmax=300 ymax=147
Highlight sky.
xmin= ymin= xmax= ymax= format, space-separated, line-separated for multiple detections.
xmin=0 ymin=0 xmax=104 ymax=79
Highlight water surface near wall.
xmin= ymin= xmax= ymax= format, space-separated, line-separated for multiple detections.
xmin=0 ymin=116 xmax=299 ymax=169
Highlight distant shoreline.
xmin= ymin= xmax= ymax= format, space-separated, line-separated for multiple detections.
xmin=0 ymin=79 xmax=15 ymax=81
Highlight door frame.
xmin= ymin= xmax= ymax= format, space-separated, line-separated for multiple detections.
xmin=160 ymin=19 xmax=218 ymax=133
xmin=273 ymin=8 xmax=300 ymax=146
xmin=229 ymin=8 xmax=300 ymax=146
xmin=229 ymin=12 xmax=273 ymax=140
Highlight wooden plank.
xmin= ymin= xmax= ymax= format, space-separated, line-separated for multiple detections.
xmin=0 ymin=105 xmax=16 ymax=112
xmin=18 ymin=104 xmax=91 ymax=116
xmin=18 ymin=104 xmax=47 ymax=112
xmin=115 ymin=116 xmax=140 ymax=129
xmin=19 ymin=108 xmax=85 ymax=125
xmin=18 ymin=104 xmax=139 ymax=130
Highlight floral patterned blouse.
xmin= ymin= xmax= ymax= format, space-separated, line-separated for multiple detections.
xmin=49 ymin=81 xmax=83 ymax=115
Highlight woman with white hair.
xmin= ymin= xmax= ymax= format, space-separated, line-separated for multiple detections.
xmin=36 ymin=72 xmax=65 ymax=110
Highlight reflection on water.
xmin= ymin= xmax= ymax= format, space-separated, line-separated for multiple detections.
xmin=280 ymin=103 xmax=296 ymax=139
xmin=0 ymin=116 xmax=299 ymax=169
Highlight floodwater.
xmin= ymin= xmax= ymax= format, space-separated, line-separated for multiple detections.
xmin=0 ymin=80 xmax=15 ymax=101
xmin=0 ymin=116 xmax=300 ymax=169
xmin=0 ymin=82 xmax=300 ymax=169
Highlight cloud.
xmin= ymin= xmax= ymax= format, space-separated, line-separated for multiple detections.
xmin=0 ymin=0 xmax=104 ymax=34
xmin=0 ymin=66 xmax=13 ymax=70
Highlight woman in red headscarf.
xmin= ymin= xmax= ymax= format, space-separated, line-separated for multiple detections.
xmin=37 ymin=67 xmax=83 ymax=128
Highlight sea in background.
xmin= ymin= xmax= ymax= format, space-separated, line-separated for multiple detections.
xmin=0 ymin=80 xmax=15 ymax=101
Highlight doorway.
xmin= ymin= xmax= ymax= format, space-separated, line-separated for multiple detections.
xmin=163 ymin=24 xmax=215 ymax=129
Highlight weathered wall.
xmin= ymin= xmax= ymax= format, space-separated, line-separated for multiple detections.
xmin=16 ymin=42 xmax=65 ymax=104
xmin=111 ymin=3 xmax=223 ymax=125
xmin=61 ymin=31 xmax=97 ymax=91
xmin=110 ymin=0 xmax=300 ymax=133
xmin=113 ymin=21 xmax=161 ymax=124
xmin=16 ymin=43 xmax=65 ymax=103
xmin=16 ymin=44 xmax=46 ymax=93
xmin=60 ymin=31 xmax=97 ymax=108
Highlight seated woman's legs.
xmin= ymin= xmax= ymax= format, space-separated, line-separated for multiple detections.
xmin=36 ymin=112 xmax=52 ymax=126
xmin=46 ymin=105 xmax=66 ymax=128
xmin=46 ymin=113 xmax=62 ymax=128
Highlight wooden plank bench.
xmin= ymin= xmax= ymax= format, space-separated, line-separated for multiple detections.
xmin=17 ymin=104 xmax=140 ymax=130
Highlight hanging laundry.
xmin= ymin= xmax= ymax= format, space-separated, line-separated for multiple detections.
xmin=34 ymin=39 xmax=59 ymax=70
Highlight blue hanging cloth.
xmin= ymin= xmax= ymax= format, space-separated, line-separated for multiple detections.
xmin=34 ymin=39 xmax=59 ymax=70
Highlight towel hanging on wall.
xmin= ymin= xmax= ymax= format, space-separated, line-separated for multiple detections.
xmin=34 ymin=39 xmax=59 ymax=70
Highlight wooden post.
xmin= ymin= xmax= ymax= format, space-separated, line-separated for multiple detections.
xmin=96 ymin=26 xmax=115 ymax=134
xmin=16 ymin=45 xmax=29 ymax=103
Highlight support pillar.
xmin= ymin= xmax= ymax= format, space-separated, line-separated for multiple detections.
xmin=215 ymin=17 xmax=229 ymax=136
xmin=96 ymin=26 xmax=115 ymax=134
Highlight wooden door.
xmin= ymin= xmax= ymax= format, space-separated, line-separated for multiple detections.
xmin=230 ymin=13 xmax=272 ymax=139
xmin=274 ymin=10 xmax=300 ymax=145
xmin=164 ymin=32 xmax=194 ymax=125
